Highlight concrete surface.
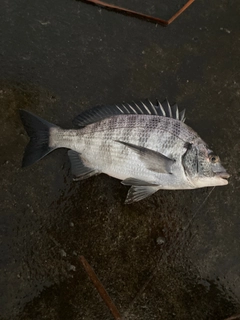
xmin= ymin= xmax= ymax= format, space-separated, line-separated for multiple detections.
xmin=0 ymin=0 xmax=240 ymax=319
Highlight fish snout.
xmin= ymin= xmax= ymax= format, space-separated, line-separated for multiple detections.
xmin=217 ymin=171 xmax=230 ymax=179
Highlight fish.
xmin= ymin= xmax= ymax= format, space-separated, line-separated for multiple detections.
xmin=19 ymin=99 xmax=230 ymax=204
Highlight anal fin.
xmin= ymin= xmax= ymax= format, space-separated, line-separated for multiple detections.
xmin=68 ymin=150 xmax=100 ymax=181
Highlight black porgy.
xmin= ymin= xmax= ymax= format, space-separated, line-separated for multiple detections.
xmin=20 ymin=99 xmax=229 ymax=203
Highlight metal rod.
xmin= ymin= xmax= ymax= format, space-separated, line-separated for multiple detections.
xmin=79 ymin=256 xmax=122 ymax=320
xmin=78 ymin=0 xmax=195 ymax=26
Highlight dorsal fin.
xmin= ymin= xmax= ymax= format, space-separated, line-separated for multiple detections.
xmin=73 ymin=99 xmax=186 ymax=127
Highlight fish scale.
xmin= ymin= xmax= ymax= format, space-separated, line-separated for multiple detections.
xmin=79 ymin=115 xmax=192 ymax=152
xmin=19 ymin=99 xmax=229 ymax=203
xmin=73 ymin=115 xmax=192 ymax=185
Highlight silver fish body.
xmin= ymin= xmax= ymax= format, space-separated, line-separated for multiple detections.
xmin=20 ymin=99 xmax=229 ymax=203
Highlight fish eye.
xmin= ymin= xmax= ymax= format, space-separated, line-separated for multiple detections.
xmin=209 ymin=154 xmax=219 ymax=163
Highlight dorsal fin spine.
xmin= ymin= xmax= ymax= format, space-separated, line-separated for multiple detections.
xmin=127 ymin=103 xmax=137 ymax=114
xmin=72 ymin=99 xmax=187 ymax=127
xmin=166 ymin=99 xmax=172 ymax=118
xmin=172 ymin=103 xmax=179 ymax=120
xmin=122 ymin=104 xmax=130 ymax=113
xmin=141 ymin=101 xmax=151 ymax=114
xmin=176 ymin=107 xmax=179 ymax=120
xmin=180 ymin=109 xmax=186 ymax=122
xmin=157 ymin=100 xmax=166 ymax=117
xmin=116 ymin=105 xmax=124 ymax=113
xmin=133 ymin=101 xmax=144 ymax=114
xmin=148 ymin=99 xmax=158 ymax=115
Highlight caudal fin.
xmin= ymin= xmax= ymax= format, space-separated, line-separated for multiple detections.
xmin=19 ymin=110 xmax=57 ymax=167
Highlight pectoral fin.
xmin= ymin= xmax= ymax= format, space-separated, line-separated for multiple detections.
xmin=125 ymin=185 xmax=160 ymax=204
xmin=68 ymin=150 xmax=100 ymax=180
xmin=116 ymin=141 xmax=174 ymax=174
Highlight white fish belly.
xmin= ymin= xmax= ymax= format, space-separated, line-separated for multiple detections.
xmin=81 ymin=140 xmax=192 ymax=189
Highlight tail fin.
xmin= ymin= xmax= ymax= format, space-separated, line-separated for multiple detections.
xmin=19 ymin=110 xmax=58 ymax=167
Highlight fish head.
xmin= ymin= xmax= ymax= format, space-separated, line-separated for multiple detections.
xmin=182 ymin=143 xmax=230 ymax=188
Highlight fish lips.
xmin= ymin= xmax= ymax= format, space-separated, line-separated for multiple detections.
xmin=216 ymin=171 xmax=230 ymax=184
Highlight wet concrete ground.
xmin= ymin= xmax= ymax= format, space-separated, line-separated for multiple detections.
xmin=1 ymin=0 xmax=240 ymax=319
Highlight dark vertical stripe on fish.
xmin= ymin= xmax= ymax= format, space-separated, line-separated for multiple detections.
xmin=138 ymin=117 xmax=159 ymax=146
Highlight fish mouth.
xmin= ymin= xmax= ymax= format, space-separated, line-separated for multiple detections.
xmin=216 ymin=172 xmax=230 ymax=180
